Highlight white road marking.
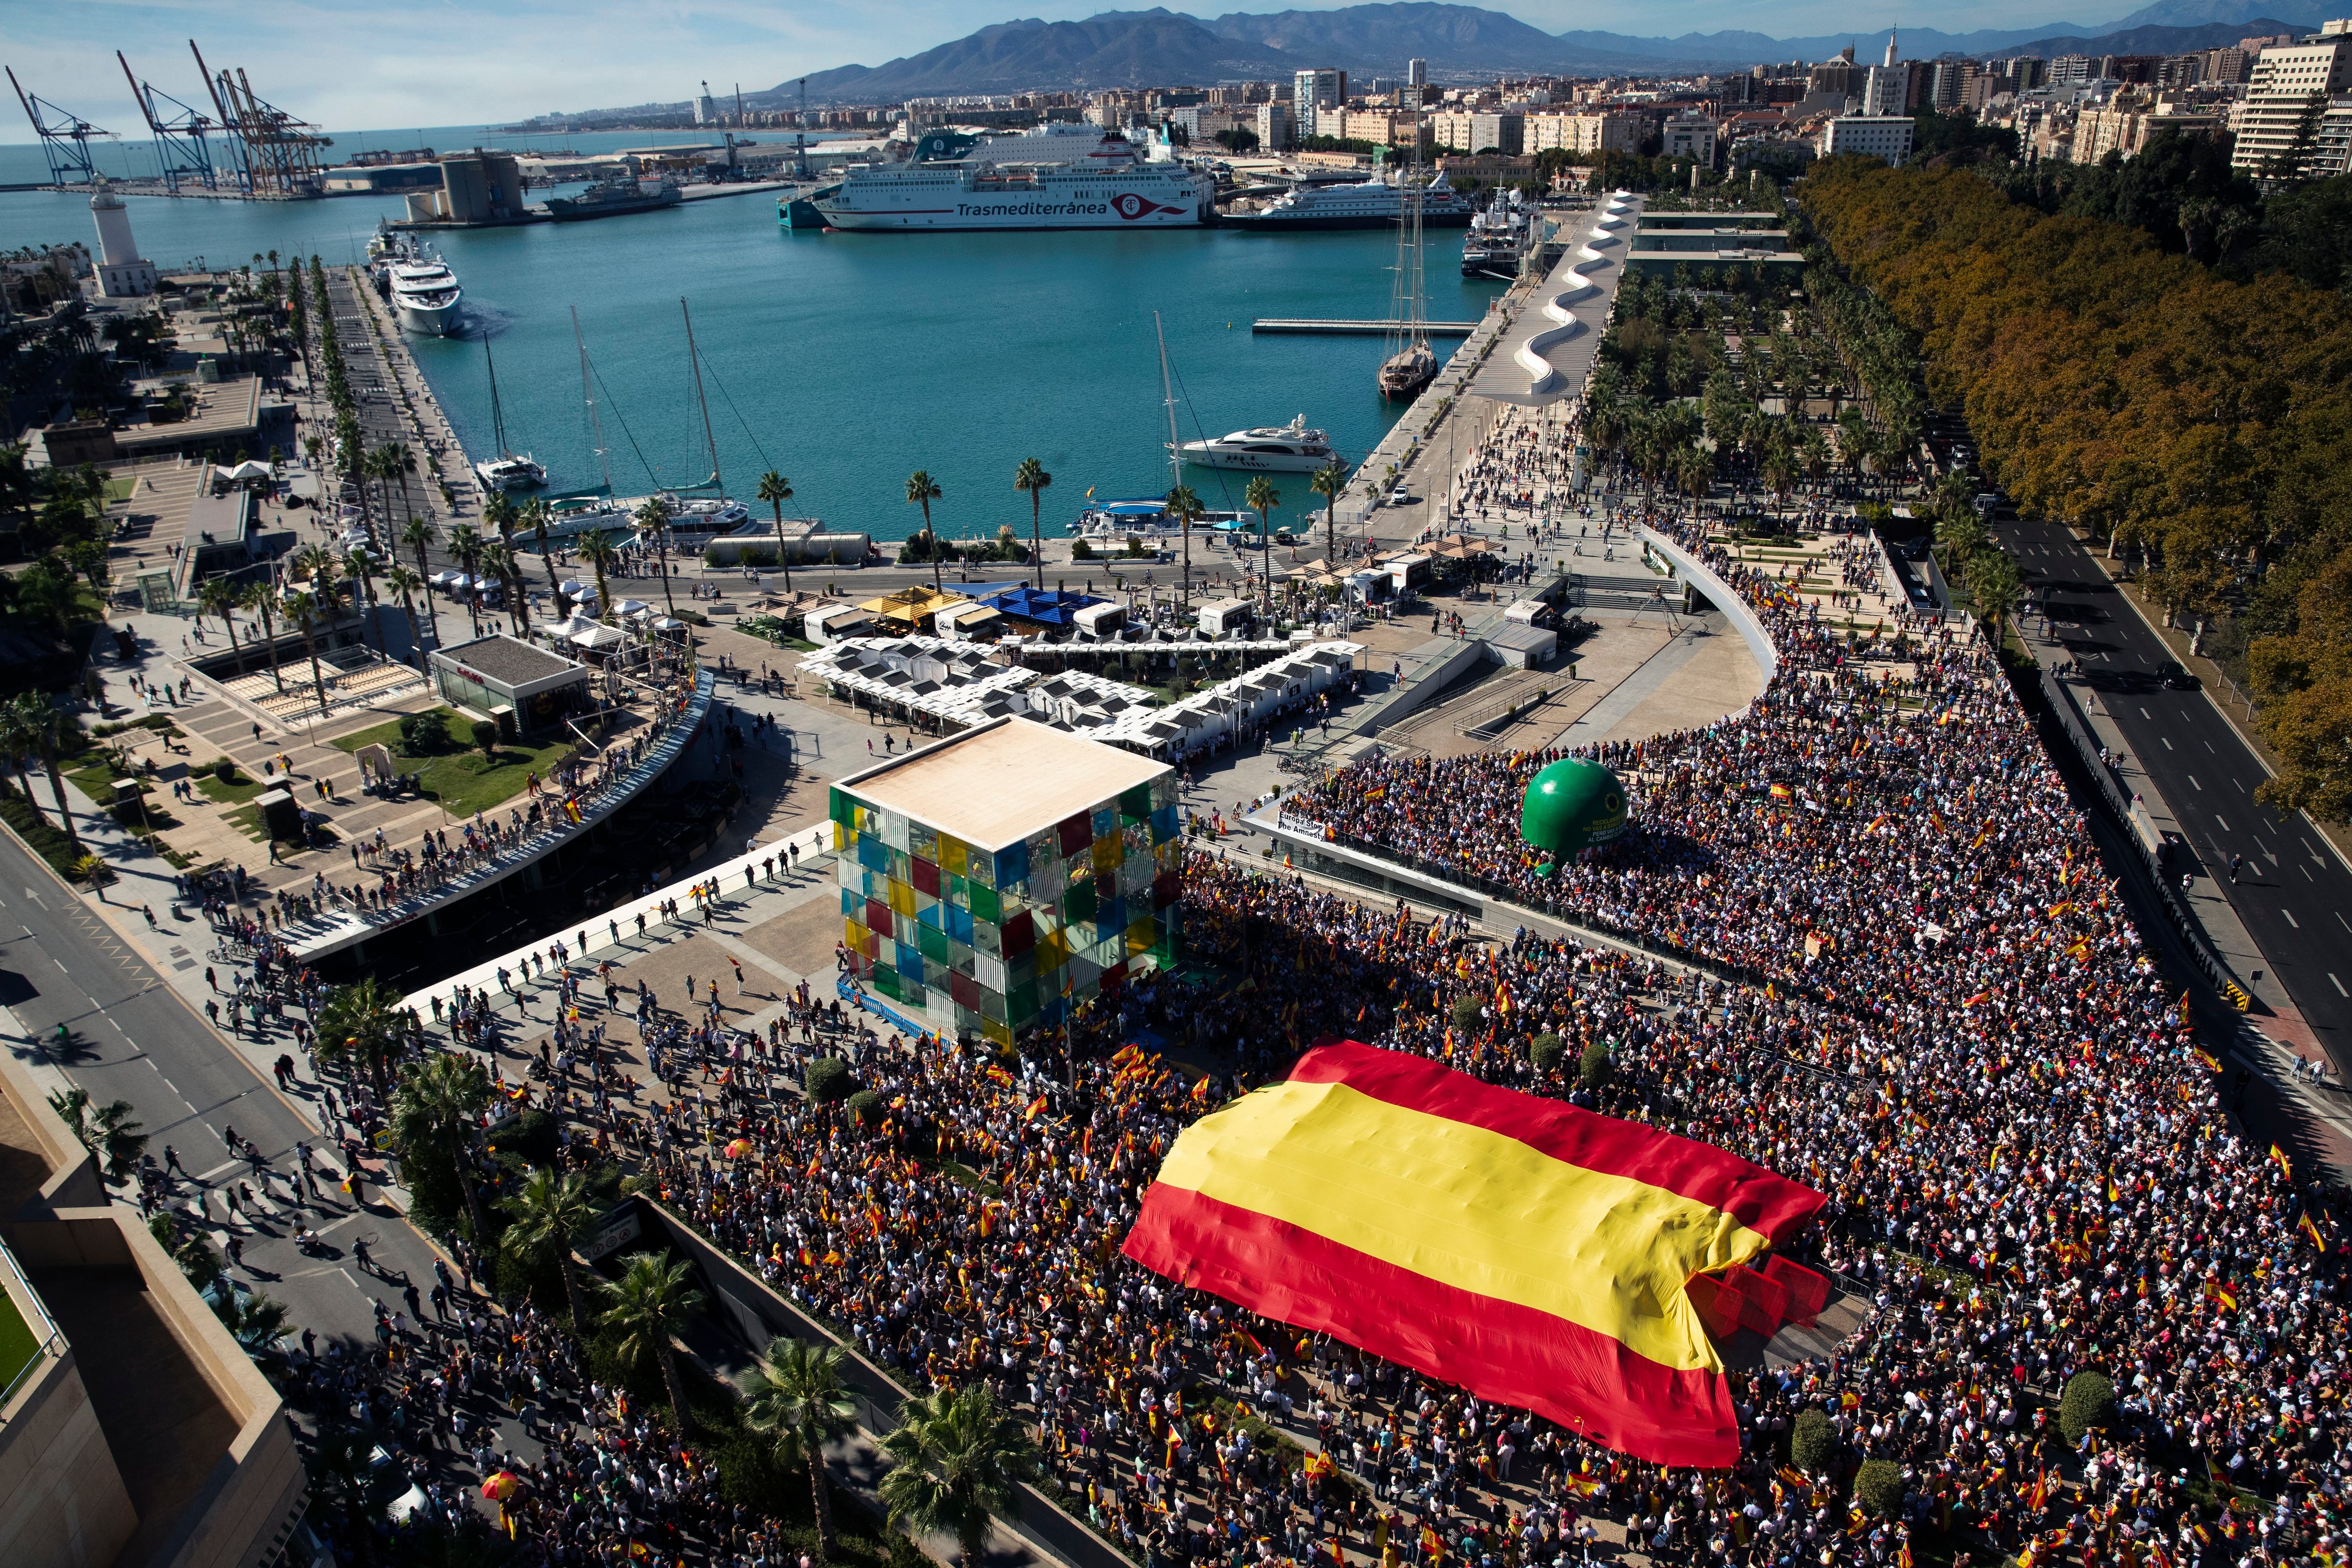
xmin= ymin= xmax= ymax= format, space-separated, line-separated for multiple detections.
xmin=2333 ymin=974 xmax=2348 ymax=998
xmin=2162 ymin=736 xmax=2174 ymax=750
xmin=2189 ymin=775 xmax=2202 ymax=791
xmin=2217 ymin=815 xmax=2231 ymax=831
xmin=2281 ymin=909 xmax=2298 ymax=929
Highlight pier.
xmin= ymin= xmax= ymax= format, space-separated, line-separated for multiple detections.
xmin=1253 ymin=318 xmax=1480 ymax=336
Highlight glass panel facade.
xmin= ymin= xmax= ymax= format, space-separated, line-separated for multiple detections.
xmin=830 ymin=758 xmax=1178 ymax=1038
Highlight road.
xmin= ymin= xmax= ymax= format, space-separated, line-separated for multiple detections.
xmin=2004 ymin=514 xmax=2352 ymax=1075
xmin=0 ymin=824 xmax=448 ymax=1353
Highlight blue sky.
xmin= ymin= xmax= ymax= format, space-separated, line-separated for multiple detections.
xmin=5 ymin=0 xmax=2102 ymax=136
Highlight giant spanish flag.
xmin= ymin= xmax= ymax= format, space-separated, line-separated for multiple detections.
xmin=1121 ymin=1041 xmax=1822 ymax=1466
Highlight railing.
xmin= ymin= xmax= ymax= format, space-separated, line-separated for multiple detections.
xmin=0 ymin=1238 xmax=64 ymax=1420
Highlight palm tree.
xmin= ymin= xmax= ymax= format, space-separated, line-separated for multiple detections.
xmin=1310 ymin=462 xmax=1346 ymax=568
xmin=1243 ymin=475 xmax=1280 ymax=597
xmin=633 ymin=495 xmax=676 ymax=614
xmin=282 ymin=589 xmax=329 ymax=716
xmin=598 ymin=1251 xmax=707 ymax=1436
xmin=481 ymin=538 xmax=524 ymax=635
xmin=47 ymin=1085 xmax=146 ymax=1178
xmin=1012 ymin=459 xmax=1050 ymax=593
xmin=394 ymin=1051 xmax=493 ymax=1243
xmin=524 ymin=497 xmax=563 ymax=602
xmin=388 ymin=441 xmax=419 ymax=532
xmin=1164 ymin=485 xmax=1204 ymax=611
xmin=294 ymin=541 xmax=341 ymax=613
xmin=501 ymin=1166 xmax=597 ymax=1330
xmin=446 ymin=524 xmax=485 ymax=637
xmin=343 ymin=547 xmax=383 ymax=649
xmin=316 ymin=976 xmax=408 ymax=1094
xmin=0 ymin=697 xmax=48 ymax=829
xmin=11 ymin=694 xmax=83 ymax=858
xmin=383 ymin=564 xmax=425 ymax=669
xmin=243 ymin=582 xmax=286 ymax=693
xmin=197 ymin=578 xmax=248 ymax=675
xmin=878 ymin=1382 xmax=1043 ymax=1568
xmin=757 ymin=470 xmax=796 ymax=596
xmin=905 ymin=470 xmax=944 ymax=595
xmin=742 ymin=1338 xmax=859 ymax=1557
xmin=400 ymin=515 xmax=442 ymax=649
xmin=577 ymin=528 xmax=620 ymax=625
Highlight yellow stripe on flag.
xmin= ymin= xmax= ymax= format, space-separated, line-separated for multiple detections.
xmin=1154 ymin=1079 xmax=1774 ymax=1371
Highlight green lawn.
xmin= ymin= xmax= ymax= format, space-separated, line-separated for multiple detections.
xmin=194 ymin=767 xmax=269 ymax=806
xmin=103 ymin=476 xmax=136 ymax=505
xmin=331 ymin=706 xmax=571 ymax=818
xmin=0 ymin=1291 xmax=42 ymax=1398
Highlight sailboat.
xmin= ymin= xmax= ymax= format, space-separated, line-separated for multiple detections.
xmin=472 ymin=337 xmax=548 ymax=493
xmin=1378 ymin=110 xmax=1438 ymax=402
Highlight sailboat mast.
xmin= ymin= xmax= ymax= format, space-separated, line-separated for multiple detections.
xmin=484 ymin=336 xmax=510 ymax=461
xmin=572 ymin=305 xmax=612 ymax=495
xmin=1158 ymin=310 xmax=1191 ymax=612
xmin=1158 ymin=311 xmax=1181 ymax=493
xmin=1409 ymin=101 xmax=1427 ymax=350
xmin=682 ymin=297 xmax=723 ymax=496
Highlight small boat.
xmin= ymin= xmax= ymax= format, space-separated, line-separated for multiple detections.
xmin=1070 ymin=497 xmax=1245 ymax=541
xmin=471 ymin=339 xmax=545 ymax=492
xmin=475 ymin=454 xmax=547 ymax=492
xmin=1176 ymin=415 xmax=1341 ymax=474
xmin=1380 ymin=344 xmax=1438 ymax=401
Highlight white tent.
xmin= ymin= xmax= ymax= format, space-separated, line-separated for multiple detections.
xmin=570 ymin=623 xmax=627 ymax=649
xmin=651 ymin=616 xmax=686 ymax=631
xmin=615 ymin=598 xmax=651 ymax=617
xmin=217 ymin=460 xmax=273 ymax=482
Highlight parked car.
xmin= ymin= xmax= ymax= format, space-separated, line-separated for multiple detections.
xmin=2154 ymin=660 xmax=2197 ymax=690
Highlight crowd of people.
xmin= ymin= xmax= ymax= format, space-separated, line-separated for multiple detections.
xmin=243 ymin=420 xmax=2350 ymax=1568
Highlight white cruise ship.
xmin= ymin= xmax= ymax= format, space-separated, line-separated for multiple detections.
xmin=813 ymin=132 xmax=1213 ymax=231
xmin=1221 ymin=170 xmax=1473 ymax=232
xmin=388 ymin=248 xmax=463 ymax=336
xmin=1177 ymin=416 xmax=1341 ymax=474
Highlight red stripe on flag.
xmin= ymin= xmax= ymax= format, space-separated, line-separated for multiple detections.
xmin=1295 ymin=1040 xmax=1820 ymax=1238
xmin=1123 ymin=1183 xmax=1742 ymax=1467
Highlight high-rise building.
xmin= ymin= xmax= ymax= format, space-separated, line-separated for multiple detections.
xmin=1862 ymin=65 xmax=1905 ymax=115
xmin=1257 ymin=101 xmax=1294 ymax=150
xmin=1884 ymin=28 xmax=1899 ymax=68
xmin=694 ymin=80 xmax=717 ymax=125
xmin=1292 ymin=68 xmax=1347 ymax=138
xmin=2231 ymin=35 xmax=2352 ymax=176
xmin=1407 ymin=58 xmax=1428 ymax=87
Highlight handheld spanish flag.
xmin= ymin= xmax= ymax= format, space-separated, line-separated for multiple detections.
xmin=1121 ymin=1041 xmax=1821 ymax=1467
xmin=2269 ymin=1143 xmax=2293 ymax=1181
xmin=2300 ymin=1210 xmax=2329 ymax=1254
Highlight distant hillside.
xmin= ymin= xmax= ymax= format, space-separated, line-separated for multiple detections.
xmin=683 ymin=2 xmax=2331 ymax=115
xmin=755 ymin=11 xmax=1303 ymax=105
xmin=2106 ymin=0 xmax=2324 ymax=26
xmin=1982 ymin=14 xmax=2309 ymax=53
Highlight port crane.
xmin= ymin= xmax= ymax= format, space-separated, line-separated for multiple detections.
xmin=7 ymin=66 xmax=117 ymax=187
xmin=118 ymin=50 xmax=231 ymax=193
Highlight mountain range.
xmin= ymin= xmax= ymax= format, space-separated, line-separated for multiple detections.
xmin=707 ymin=1 xmax=2328 ymax=107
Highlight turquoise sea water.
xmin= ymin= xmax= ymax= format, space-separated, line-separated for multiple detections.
xmin=4 ymin=124 xmax=1507 ymax=540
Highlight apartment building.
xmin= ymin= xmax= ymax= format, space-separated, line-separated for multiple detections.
xmin=1292 ymin=68 xmax=1347 ymax=138
xmin=2232 ymin=28 xmax=2352 ymax=175
xmin=1526 ymin=110 xmax=1645 ymax=153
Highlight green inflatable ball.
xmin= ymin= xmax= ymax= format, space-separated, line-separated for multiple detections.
xmin=1521 ymin=759 xmax=1628 ymax=876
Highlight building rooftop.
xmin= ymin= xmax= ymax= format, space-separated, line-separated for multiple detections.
xmin=433 ymin=633 xmax=583 ymax=688
xmin=838 ymin=715 xmax=1167 ymax=850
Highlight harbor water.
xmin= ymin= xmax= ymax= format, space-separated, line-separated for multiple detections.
xmin=2 ymin=124 xmax=1510 ymax=541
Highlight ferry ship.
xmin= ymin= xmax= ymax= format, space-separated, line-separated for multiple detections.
xmin=1176 ymin=416 xmax=1340 ymax=474
xmin=1220 ymin=169 xmax=1473 ymax=232
xmin=812 ymin=131 xmax=1213 ymax=231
